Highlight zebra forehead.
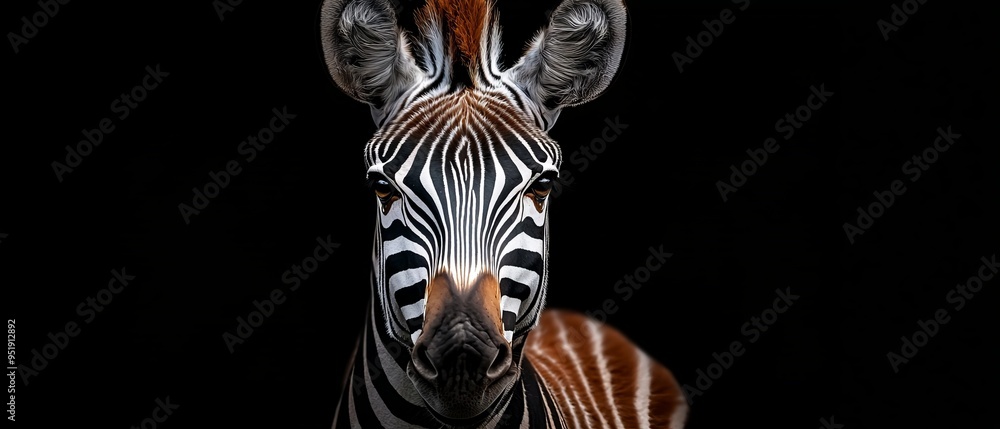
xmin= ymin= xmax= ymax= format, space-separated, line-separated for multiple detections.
xmin=364 ymin=90 xmax=562 ymax=176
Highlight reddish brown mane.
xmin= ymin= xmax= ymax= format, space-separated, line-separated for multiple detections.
xmin=421 ymin=0 xmax=489 ymax=66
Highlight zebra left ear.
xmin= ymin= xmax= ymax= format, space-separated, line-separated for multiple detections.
xmin=320 ymin=0 xmax=423 ymax=127
xmin=504 ymin=0 xmax=628 ymax=130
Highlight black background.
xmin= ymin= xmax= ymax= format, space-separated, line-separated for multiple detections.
xmin=3 ymin=0 xmax=996 ymax=428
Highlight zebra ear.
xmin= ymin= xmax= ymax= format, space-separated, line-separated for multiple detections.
xmin=320 ymin=0 xmax=423 ymax=126
xmin=505 ymin=0 xmax=628 ymax=130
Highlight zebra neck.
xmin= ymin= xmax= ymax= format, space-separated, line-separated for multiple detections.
xmin=335 ymin=302 xmax=562 ymax=428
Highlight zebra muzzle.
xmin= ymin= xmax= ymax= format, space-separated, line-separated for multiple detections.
xmin=408 ymin=272 xmax=516 ymax=420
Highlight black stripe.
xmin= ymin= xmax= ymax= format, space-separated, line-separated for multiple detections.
xmin=373 ymin=271 xmax=411 ymax=344
xmin=501 ymin=310 xmax=517 ymax=330
xmin=393 ymin=279 xmax=427 ymax=307
xmin=384 ymin=251 xmax=428 ymax=282
xmin=363 ymin=319 xmax=439 ymax=427
xmin=405 ymin=315 xmax=424 ymax=334
xmin=498 ymin=248 xmax=543 ymax=277
xmin=499 ymin=378 xmax=525 ymax=428
xmin=349 ymin=349 xmax=386 ymax=429
xmin=521 ymin=359 xmax=557 ymax=429
xmin=501 ymin=82 xmax=529 ymax=117
xmin=500 ymin=277 xmax=531 ymax=301
xmin=378 ymin=218 xmax=414 ymax=244
xmin=411 ymin=67 xmax=448 ymax=104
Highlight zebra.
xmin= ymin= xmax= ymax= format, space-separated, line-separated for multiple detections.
xmin=320 ymin=0 xmax=687 ymax=427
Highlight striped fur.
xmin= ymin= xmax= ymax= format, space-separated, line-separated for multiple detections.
xmin=322 ymin=0 xmax=687 ymax=427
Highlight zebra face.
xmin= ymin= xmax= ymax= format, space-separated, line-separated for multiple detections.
xmin=321 ymin=0 xmax=628 ymax=422
xmin=364 ymin=91 xmax=561 ymax=419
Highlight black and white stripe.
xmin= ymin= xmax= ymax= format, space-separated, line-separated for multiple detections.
xmin=366 ymin=89 xmax=561 ymax=348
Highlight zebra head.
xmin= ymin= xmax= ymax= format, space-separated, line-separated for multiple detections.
xmin=321 ymin=0 xmax=627 ymax=422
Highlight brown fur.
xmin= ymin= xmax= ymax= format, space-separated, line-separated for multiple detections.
xmin=423 ymin=272 xmax=503 ymax=335
xmin=526 ymin=309 xmax=687 ymax=428
xmin=420 ymin=0 xmax=490 ymax=66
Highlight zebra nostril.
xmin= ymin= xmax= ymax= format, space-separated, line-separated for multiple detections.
xmin=412 ymin=343 xmax=438 ymax=380
xmin=485 ymin=342 xmax=512 ymax=380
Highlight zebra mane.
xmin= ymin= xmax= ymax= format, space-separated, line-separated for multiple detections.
xmin=413 ymin=0 xmax=503 ymax=92
xmin=419 ymin=0 xmax=489 ymax=67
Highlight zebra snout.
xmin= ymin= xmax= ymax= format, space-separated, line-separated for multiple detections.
xmin=407 ymin=272 xmax=516 ymax=420
xmin=410 ymin=317 xmax=512 ymax=385
xmin=410 ymin=272 xmax=512 ymax=385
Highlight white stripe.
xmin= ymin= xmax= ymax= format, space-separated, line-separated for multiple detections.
xmin=348 ymin=374 xmax=360 ymax=428
xmin=554 ymin=316 xmax=609 ymax=428
xmin=669 ymin=400 xmax=689 ymax=429
xmin=388 ymin=267 xmax=428 ymax=294
xmin=498 ymin=265 xmax=539 ymax=290
xmin=587 ymin=320 xmax=625 ymax=429
xmin=399 ymin=299 xmax=425 ymax=320
xmin=500 ymin=296 xmax=520 ymax=342
xmin=500 ymin=296 xmax=522 ymax=314
xmin=636 ymin=351 xmax=652 ymax=429
xmin=382 ymin=236 xmax=428 ymax=261
xmin=532 ymin=352 xmax=581 ymax=429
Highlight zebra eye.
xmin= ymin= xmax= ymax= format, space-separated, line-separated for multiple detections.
xmin=369 ymin=175 xmax=399 ymax=214
xmin=373 ymin=179 xmax=393 ymax=199
xmin=526 ymin=173 xmax=557 ymax=212
xmin=531 ymin=177 xmax=553 ymax=197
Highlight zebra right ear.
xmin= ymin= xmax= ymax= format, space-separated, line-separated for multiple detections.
xmin=504 ymin=0 xmax=628 ymax=130
xmin=320 ymin=0 xmax=423 ymax=126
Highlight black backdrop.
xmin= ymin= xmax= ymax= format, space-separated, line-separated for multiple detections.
xmin=3 ymin=0 xmax=996 ymax=428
